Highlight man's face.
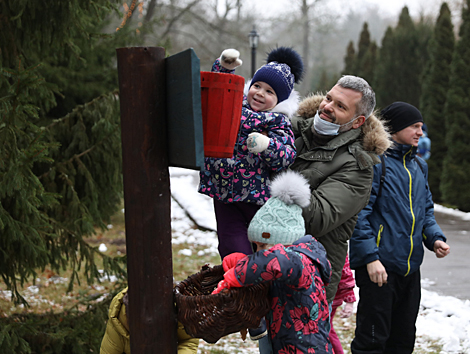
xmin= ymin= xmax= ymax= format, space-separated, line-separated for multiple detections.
xmin=318 ymin=85 xmax=365 ymax=127
xmin=392 ymin=122 xmax=423 ymax=147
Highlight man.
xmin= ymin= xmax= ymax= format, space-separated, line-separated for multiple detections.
xmin=289 ymin=75 xmax=391 ymax=304
xmin=349 ymin=101 xmax=450 ymax=354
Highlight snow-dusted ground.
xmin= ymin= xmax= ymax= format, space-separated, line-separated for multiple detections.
xmin=169 ymin=167 xmax=470 ymax=353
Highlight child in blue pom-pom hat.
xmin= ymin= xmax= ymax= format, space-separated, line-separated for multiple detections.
xmin=199 ymin=47 xmax=305 ymax=260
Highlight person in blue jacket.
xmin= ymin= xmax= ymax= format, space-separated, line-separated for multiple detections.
xmin=349 ymin=102 xmax=450 ymax=354
xmin=417 ymin=123 xmax=431 ymax=160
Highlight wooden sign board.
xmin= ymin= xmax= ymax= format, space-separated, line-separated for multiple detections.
xmin=166 ymin=48 xmax=204 ymax=170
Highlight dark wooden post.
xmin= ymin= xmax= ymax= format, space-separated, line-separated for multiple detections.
xmin=116 ymin=47 xmax=177 ymax=354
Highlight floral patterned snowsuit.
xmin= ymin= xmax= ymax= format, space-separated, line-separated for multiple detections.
xmin=198 ymin=59 xmax=297 ymax=206
xmin=233 ymin=235 xmax=333 ymax=353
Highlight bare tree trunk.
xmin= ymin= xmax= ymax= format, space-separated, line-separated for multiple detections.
xmin=144 ymin=0 xmax=158 ymax=23
xmin=300 ymin=0 xmax=310 ymax=95
xmin=300 ymin=0 xmax=322 ymax=95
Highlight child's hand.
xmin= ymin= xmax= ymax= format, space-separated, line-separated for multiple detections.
xmin=340 ymin=302 xmax=354 ymax=318
xmin=220 ymin=49 xmax=243 ymax=70
xmin=223 ymin=252 xmax=246 ymax=271
xmin=211 ymin=268 xmax=242 ymax=294
xmin=247 ymin=132 xmax=270 ymax=153
xmin=212 ymin=279 xmax=229 ymax=294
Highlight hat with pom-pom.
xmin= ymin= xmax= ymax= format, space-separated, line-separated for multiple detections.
xmin=250 ymin=47 xmax=304 ymax=103
xmin=248 ymin=170 xmax=310 ymax=245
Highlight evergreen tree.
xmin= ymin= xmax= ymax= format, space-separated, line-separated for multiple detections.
xmin=374 ymin=7 xmax=432 ymax=109
xmin=355 ymin=23 xmax=371 ymax=74
xmin=419 ymin=3 xmax=455 ymax=202
xmin=441 ymin=0 xmax=470 ymax=211
xmin=342 ymin=41 xmax=356 ymax=75
xmin=0 ymin=1 xmax=127 ymax=306
xmin=359 ymin=41 xmax=377 ymax=87
xmin=374 ymin=26 xmax=395 ymax=109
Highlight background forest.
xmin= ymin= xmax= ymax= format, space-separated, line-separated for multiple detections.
xmin=1 ymin=0 xmax=470 ymax=352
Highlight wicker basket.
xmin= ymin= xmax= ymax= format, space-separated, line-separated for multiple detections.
xmin=174 ymin=264 xmax=270 ymax=343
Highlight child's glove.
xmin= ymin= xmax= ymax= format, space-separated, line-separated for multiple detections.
xmin=222 ymin=252 xmax=246 ymax=272
xmin=340 ymin=302 xmax=354 ymax=318
xmin=247 ymin=132 xmax=270 ymax=153
xmin=211 ymin=268 xmax=242 ymax=294
xmin=220 ymin=49 xmax=243 ymax=70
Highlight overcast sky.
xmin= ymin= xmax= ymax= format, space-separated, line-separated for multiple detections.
xmin=247 ymin=0 xmax=445 ymax=19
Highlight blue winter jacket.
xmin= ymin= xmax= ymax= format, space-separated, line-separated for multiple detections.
xmin=349 ymin=143 xmax=446 ymax=276
xmin=233 ymin=235 xmax=333 ymax=354
xmin=198 ymin=59 xmax=297 ymax=205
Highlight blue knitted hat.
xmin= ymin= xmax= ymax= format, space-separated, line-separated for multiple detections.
xmin=251 ymin=47 xmax=304 ymax=103
xmin=248 ymin=170 xmax=310 ymax=245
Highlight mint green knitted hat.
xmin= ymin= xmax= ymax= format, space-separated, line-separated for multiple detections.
xmin=248 ymin=170 xmax=311 ymax=245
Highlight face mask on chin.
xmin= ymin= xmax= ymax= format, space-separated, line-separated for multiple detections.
xmin=313 ymin=111 xmax=360 ymax=136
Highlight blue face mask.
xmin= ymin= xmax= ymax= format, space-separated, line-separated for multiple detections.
xmin=313 ymin=111 xmax=360 ymax=136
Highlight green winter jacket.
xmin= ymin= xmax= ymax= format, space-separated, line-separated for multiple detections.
xmin=100 ymin=288 xmax=199 ymax=354
xmin=290 ymin=94 xmax=391 ymax=302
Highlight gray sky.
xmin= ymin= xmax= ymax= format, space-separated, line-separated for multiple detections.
xmin=247 ymin=0 xmax=444 ymax=18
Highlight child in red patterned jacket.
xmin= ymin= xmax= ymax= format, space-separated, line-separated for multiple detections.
xmin=329 ymin=254 xmax=356 ymax=354
xmin=213 ymin=171 xmax=333 ymax=354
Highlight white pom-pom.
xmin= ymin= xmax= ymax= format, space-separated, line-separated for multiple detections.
xmin=270 ymin=170 xmax=311 ymax=208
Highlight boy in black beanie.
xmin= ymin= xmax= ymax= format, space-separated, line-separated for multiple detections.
xmin=349 ymin=101 xmax=450 ymax=354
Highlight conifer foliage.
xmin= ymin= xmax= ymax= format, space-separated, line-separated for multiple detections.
xmin=419 ymin=2 xmax=455 ymax=202
xmin=374 ymin=7 xmax=432 ymax=109
xmin=341 ymin=23 xmax=377 ymax=86
xmin=0 ymin=1 xmax=126 ymax=304
xmin=441 ymin=0 xmax=470 ymax=211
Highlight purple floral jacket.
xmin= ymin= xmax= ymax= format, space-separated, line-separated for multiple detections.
xmin=234 ymin=235 xmax=333 ymax=354
xmin=198 ymin=59 xmax=297 ymax=205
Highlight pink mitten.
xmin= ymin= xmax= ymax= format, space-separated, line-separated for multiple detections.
xmin=211 ymin=268 xmax=242 ymax=294
xmin=222 ymin=252 xmax=246 ymax=272
xmin=340 ymin=302 xmax=354 ymax=318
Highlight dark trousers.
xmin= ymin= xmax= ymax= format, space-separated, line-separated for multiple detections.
xmin=351 ymin=266 xmax=421 ymax=354
xmin=213 ymin=199 xmax=261 ymax=258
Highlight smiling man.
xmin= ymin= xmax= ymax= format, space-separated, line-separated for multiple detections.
xmin=289 ymin=75 xmax=391 ymax=305
xmin=349 ymin=101 xmax=450 ymax=354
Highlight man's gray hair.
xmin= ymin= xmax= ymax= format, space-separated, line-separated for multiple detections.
xmin=336 ymin=75 xmax=376 ymax=118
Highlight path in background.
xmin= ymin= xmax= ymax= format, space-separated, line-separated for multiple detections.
xmin=421 ymin=210 xmax=470 ymax=301
xmin=170 ymin=167 xmax=470 ymax=302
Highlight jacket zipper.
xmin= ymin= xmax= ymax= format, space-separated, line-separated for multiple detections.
xmin=376 ymin=224 xmax=384 ymax=247
xmin=403 ymin=149 xmax=415 ymax=276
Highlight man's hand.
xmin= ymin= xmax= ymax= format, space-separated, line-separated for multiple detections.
xmin=434 ymin=240 xmax=450 ymax=258
xmin=220 ymin=49 xmax=243 ymax=70
xmin=340 ymin=302 xmax=354 ymax=318
xmin=367 ymin=260 xmax=388 ymax=287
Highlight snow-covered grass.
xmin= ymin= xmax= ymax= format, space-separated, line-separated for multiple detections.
xmin=169 ymin=167 xmax=470 ymax=354
xmin=2 ymin=167 xmax=468 ymax=353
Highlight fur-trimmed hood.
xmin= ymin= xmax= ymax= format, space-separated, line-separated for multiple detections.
xmin=244 ymin=79 xmax=300 ymax=119
xmin=296 ymin=93 xmax=391 ymax=155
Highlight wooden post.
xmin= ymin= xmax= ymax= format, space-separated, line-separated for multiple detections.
xmin=116 ymin=47 xmax=177 ymax=354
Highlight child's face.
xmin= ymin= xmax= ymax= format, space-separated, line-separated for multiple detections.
xmin=253 ymin=241 xmax=272 ymax=251
xmin=248 ymin=81 xmax=278 ymax=112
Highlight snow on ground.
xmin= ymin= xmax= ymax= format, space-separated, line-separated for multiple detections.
xmin=169 ymin=167 xmax=470 ymax=353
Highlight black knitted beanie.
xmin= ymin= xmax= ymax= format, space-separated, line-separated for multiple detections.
xmin=381 ymin=101 xmax=423 ymax=134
